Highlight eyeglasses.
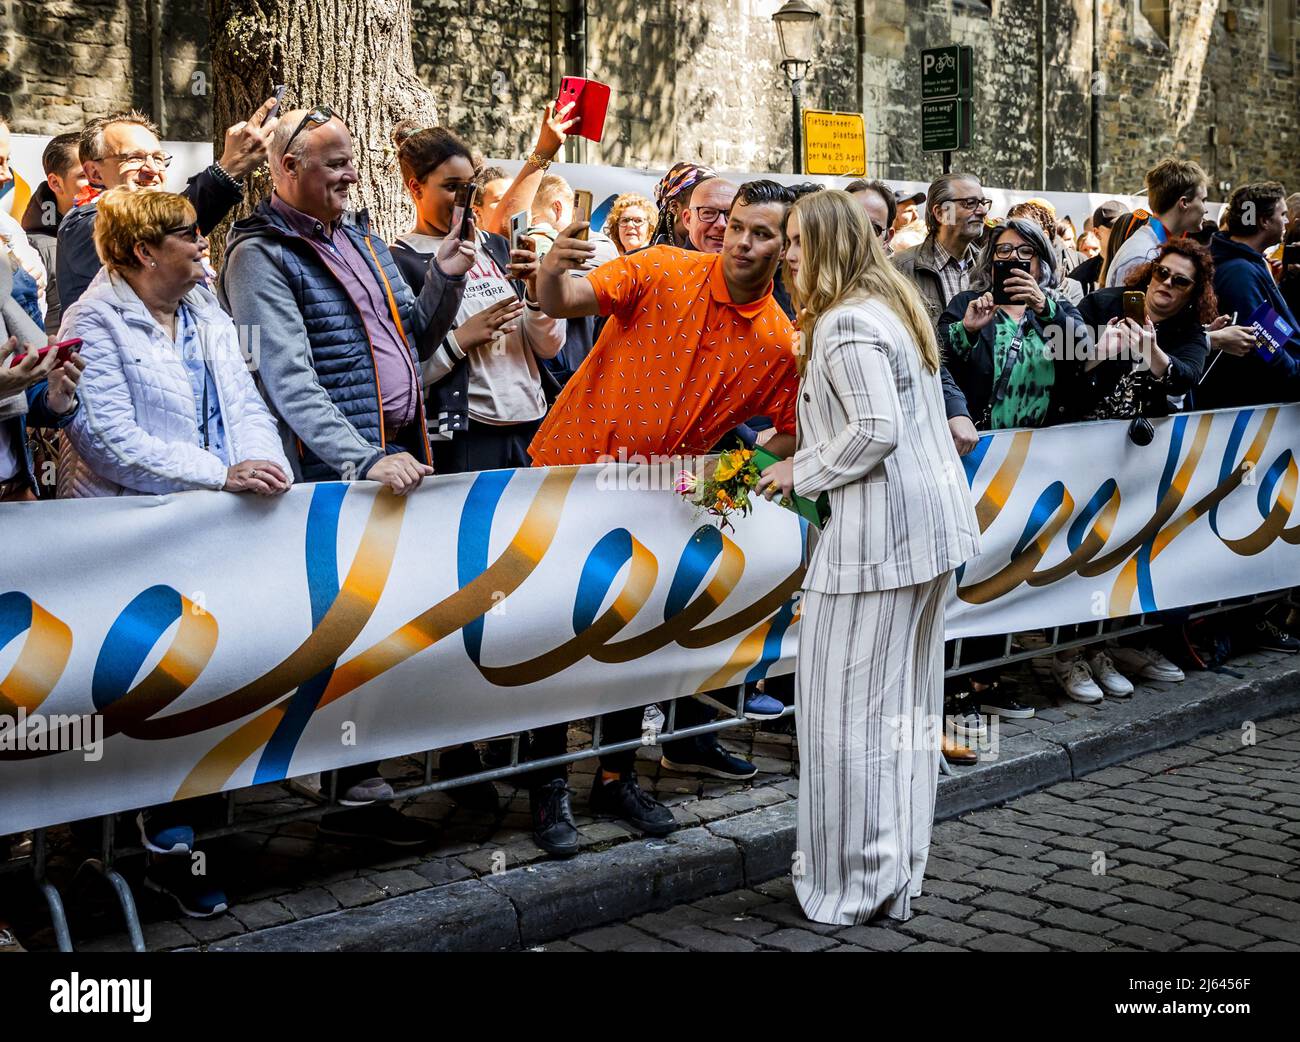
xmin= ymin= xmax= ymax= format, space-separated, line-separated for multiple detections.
xmin=954 ymin=196 xmax=993 ymax=212
xmin=283 ymin=105 xmax=336 ymax=156
xmin=690 ymin=205 xmax=729 ymax=225
xmin=1151 ymin=263 xmax=1195 ymax=291
xmin=163 ymin=221 xmax=202 ymax=243
xmin=102 ymin=151 xmax=172 ymax=171
xmin=869 ymin=222 xmax=886 ymax=239
xmin=993 ymin=243 xmax=1037 ymax=261
xmin=618 ymin=215 xmax=648 ymax=227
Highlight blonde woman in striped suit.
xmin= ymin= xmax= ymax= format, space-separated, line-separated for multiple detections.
xmin=757 ymin=190 xmax=981 ymax=925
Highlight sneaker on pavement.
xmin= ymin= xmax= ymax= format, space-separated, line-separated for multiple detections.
xmin=1254 ymin=619 xmax=1300 ymax=654
xmin=589 ymin=772 xmax=677 ymax=836
xmin=338 ymin=776 xmax=395 ymax=807
xmin=438 ymin=744 xmax=501 ymax=814
xmin=1087 ymin=649 xmax=1135 ymax=698
xmin=136 ymin=811 xmax=194 ymax=856
xmin=660 ymin=739 xmax=758 ymax=780
xmin=743 ymin=690 xmax=785 ymax=720
xmin=318 ymin=804 xmax=436 ymax=848
xmin=143 ymin=856 xmax=228 ymax=919
xmin=1051 ymin=657 xmax=1104 ymax=703
xmin=976 ymin=684 xmax=1035 ymax=719
xmin=944 ymin=697 xmax=987 ymax=738
xmin=530 ymin=779 xmax=579 ymax=858
xmin=1109 ymin=645 xmax=1185 ymax=683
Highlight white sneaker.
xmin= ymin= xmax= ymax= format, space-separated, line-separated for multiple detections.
xmin=1110 ymin=645 xmax=1185 ymax=683
xmin=1051 ymin=656 xmax=1104 ymax=703
xmin=1087 ymin=649 xmax=1135 ymax=698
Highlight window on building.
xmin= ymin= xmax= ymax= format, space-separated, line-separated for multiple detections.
xmin=1271 ymin=0 xmax=1295 ymax=64
xmin=1139 ymin=0 xmax=1170 ymax=42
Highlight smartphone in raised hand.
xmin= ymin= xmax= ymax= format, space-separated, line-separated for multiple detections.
xmin=1123 ymin=291 xmax=1146 ymax=325
xmin=269 ymin=84 xmax=287 ymax=120
xmin=509 ymin=210 xmax=530 ymax=254
xmin=452 ymin=182 xmax=476 ymax=241
xmin=573 ymin=201 xmax=590 ymax=243
xmin=992 ymin=259 xmax=1030 ymax=306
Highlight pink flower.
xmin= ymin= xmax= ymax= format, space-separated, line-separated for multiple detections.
xmin=674 ymin=470 xmax=698 ymax=494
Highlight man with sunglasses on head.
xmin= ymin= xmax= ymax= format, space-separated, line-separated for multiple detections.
xmin=217 ymin=107 xmax=471 ymax=845
xmin=57 ymin=100 xmax=279 ymax=313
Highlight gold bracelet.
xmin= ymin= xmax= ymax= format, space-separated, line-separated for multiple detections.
xmin=526 ymin=151 xmax=554 ymax=171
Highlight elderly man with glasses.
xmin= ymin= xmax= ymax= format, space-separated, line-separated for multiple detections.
xmin=57 ymin=101 xmax=279 ymax=313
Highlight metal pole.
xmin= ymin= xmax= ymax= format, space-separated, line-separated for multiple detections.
xmin=943 ymin=150 xmax=952 ymax=175
xmin=791 ymin=76 xmax=805 ymax=175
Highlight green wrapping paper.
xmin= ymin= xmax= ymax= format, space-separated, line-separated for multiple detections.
xmin=752 ymin=446 xmax=830 ymax=529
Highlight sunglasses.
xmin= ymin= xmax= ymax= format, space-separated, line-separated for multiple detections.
xmin=164 ymin=221 xmax=202 ymax=243
xmin=284 ymin=105 xmax=337 ymax=155
xmin=1151 ymin=263 xmax=1195 ymax=291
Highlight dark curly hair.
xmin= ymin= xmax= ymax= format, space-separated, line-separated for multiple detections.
xmin=1125 ymin=238 xmax=1218 ymax=325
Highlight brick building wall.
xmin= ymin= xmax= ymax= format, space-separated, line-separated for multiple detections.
xmin=0 ymin=0 xmax=1296 ymax=197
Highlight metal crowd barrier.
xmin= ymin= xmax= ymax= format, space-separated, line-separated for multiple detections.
xmin=2 ymin=586 xmax=1294 ymax=951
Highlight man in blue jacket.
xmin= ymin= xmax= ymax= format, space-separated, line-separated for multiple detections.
xmin=1200 ymin=181 xmax=1299 ymax=410
xmin=219 ymin=107 xmax=471 ymax=845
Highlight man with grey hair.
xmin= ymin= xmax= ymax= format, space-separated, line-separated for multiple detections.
xmin=56 ymin=99 xmax=279 ymax=312
xmin=218 ymin=107 xmax=469 ymax=845
xmin=893 ymin=173 xmax=990 ymax=455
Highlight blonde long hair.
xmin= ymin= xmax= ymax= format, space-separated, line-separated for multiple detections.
xmin=787 ymin=189 xmax=940 ymax=376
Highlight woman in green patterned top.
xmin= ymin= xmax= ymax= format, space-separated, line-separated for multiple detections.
xmin=939 ymin=218 xmax=1092 ymax=431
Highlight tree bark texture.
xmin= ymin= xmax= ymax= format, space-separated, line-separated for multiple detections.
xmin=208 ymin=0 xmax=438 ymax=262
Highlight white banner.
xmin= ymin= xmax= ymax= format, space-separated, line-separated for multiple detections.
xmin=2 ymin=404 xmax=1298 ymax=832
xmin=948 ymin=403 xmax=1300 ymax=638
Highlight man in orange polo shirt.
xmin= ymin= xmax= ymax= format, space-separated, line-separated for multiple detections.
xmin=524 ymin=180 xmax=798 ymax=847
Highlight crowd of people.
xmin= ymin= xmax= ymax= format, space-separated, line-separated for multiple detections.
xmin=2 ymin=94 xmax=1299 ymax=940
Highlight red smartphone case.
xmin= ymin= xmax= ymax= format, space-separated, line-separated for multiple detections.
xmin=556 ymin=77 xmax=610 ymax=142
xmin=7 ymin=339 xmax=81 ymax=368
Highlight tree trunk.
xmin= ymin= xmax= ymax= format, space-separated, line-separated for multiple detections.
xmin=208 ymin=0 xmax=438 ymax=263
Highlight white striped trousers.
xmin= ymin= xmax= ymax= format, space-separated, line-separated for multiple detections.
xmin=794 ymin=572 xmax=951 ymax=925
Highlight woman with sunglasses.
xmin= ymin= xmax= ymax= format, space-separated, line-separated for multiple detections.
xmin=56 ymin=188 xmax=292 ymax=917
xmin=1074 ymin=239 xmax=1215 ymax=423
xmin=1060 ymin=241 xmax=1218 ymax=698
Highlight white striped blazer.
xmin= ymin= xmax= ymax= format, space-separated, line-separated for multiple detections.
xmin=792 ymin=296 xmax=981 ymax=594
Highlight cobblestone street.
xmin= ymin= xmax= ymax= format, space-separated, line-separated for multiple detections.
xmin=540 ymin=713 xmax=1300 ymax=952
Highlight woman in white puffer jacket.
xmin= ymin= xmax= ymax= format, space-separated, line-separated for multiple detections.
xmin=60 ymin=187 xmax=291 ymax=499
xmin=55 ymin=187 xmax=292 ymax=920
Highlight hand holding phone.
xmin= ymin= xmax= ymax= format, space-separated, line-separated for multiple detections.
xmin=992 ymin=260 xmax=1031 ymax=306
xmin=6 ymin=338 xmax=82 ymax=368
xmin=572 ymin=203 xmax=591 ymax=243
xmin=269 ymin=84 xmax=287 ymax=120
xmin=554 ymin=77 xmax=611 ymax=143
xmin=509 ymin=210 xmax=531 ymax=254
xmin=451 ymin=183 xmax=476 ymax=241
xmin=1122 ymin=291 xmax=1147 ymax=325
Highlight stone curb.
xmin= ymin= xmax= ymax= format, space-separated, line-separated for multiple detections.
xmin=211 ymin=658 xmax=1300 ymax=952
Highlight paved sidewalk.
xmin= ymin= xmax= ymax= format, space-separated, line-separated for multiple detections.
xmin=4 ymin=647 xmax=1299 ymax=951
xmin=542 ymin=712 xmax=1300 ymax=952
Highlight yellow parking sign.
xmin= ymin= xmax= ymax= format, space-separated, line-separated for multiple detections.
xmin=802 ymin=110 xmax=866 ymax=176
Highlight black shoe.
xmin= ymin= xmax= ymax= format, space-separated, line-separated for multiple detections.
xmin=589 ymin=772 xmax=677 ymax=837
xmin=976 ymin=684 xmax=1035 ymax=720
xmin=1254 ymin=619 xmax=1300 ymax=654
xmin=439 ymin=744 xmax=501 ymax=814
xmin=530 ymin=779 xmax=579 ymax=858
xmin=660 ymin=738 xmax=758 ymax=779
xmin=318 ymin=804 xmax=436 ymax=848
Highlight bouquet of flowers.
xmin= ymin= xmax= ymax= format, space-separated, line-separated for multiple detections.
xmin=676 ymin=447 xmax=829 ymax=531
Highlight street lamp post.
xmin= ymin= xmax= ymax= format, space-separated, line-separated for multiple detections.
xmin=772 ymin=0 xmax=821 ymax=176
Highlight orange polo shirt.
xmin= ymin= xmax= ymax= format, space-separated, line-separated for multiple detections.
xmin=528 ymin=245 xmax=798 ymax=466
